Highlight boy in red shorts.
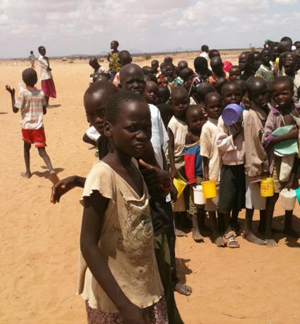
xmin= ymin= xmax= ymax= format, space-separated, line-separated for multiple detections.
xmin=6 ymin=68 xmax=57 ymax=181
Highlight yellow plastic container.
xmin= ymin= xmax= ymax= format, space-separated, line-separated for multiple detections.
xmin=202 ymin=180 xmax=217 ymax=199
xmin=173 ymin=178 xmax=187 ymax=199
xmin=260 ymin=178 xmax=274 ymax=197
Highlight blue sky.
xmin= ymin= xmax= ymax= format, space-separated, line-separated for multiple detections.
xmin=0 ymin=0 xmax=299 ymax=58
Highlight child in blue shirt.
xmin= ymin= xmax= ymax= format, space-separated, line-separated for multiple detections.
xmin=184 ymin=104 xmax=207 ymax=242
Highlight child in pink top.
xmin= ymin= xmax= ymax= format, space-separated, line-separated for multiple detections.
xmin=216 ymin=82 xmax=246 ymax=248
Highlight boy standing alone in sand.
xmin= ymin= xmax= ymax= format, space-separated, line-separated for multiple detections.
xmin=28 ymin=51 xmax=36 ymax=68
xmin=6 ymin=68 xmax=57 ymax=182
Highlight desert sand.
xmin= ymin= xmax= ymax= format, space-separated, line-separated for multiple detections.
xmin=0 ymin=51 xmax=300 ymax=324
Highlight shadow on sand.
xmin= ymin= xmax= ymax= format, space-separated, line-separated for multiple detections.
xmin=175 ymin=258 xmax=193 ymax=284
xmin=32 ymin=167 xmax=64 ymax=182
xmin=47 ymin=104 xmax=61 ymax=109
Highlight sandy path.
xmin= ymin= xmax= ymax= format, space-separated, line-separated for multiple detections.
xmin=0 ymin=53 xmax=300 ymax=324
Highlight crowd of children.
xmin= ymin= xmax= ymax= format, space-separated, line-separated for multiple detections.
xmin=6 ymin=37 xmax=300 ymax=323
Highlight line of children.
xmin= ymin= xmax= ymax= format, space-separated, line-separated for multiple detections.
xmin=45 ymin=41 xmax=300 ymax=323
xmin=6 ymin=37 xmax=300 ymax=324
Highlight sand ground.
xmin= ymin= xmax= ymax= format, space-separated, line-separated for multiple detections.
xmin=0 ymin=51 xmax=300 ymax=324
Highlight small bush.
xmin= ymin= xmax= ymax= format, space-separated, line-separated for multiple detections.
xmin=144 ymin=54 xmax=152 ymax=60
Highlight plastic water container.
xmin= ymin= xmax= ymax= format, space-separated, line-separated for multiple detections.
xmin=260 ymin=178 xmax=274 ymax=197
xmin=202 ymin=180 xmax=217 ymax=199
xmin=222 ymin=104 xmax=243 ymax=125
xmin=173 ymin=178 xmax=187 ymax=199
xmin=193 ymin=185 xmax=206 ymax=205
xmin=280 ymin=189 xmax=296 ymax=211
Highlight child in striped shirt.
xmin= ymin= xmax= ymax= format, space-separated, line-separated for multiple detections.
xmin=6 ymin=68 xmax=57 ymax=182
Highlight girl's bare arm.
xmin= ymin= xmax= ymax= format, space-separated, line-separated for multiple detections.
xmin=80 ymin=191 xmax=146 ymax=324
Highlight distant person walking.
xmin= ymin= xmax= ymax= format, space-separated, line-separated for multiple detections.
xmin=107 ymin=40 xmax=121 ymax=82
xmin=38 ymin=46 xmax=56 ymax=106
xmin=199 ymin=45 xmax=209 ymax=60
xmin=28 ymin=51 xmax=36 ymax=68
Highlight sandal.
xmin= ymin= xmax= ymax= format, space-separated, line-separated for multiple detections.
xmin=224 ymin=231 xmax=240 ymax=248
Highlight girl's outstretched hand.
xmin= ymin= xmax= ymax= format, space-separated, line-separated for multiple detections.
xmin=120 ymin=304 xmax=147 ymax=324
xmin=50 ymin=176 xmax=78 ymax=204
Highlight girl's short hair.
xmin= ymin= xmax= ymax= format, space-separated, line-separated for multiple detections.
xmin=105 ymin=91 xmax=146 ymax=123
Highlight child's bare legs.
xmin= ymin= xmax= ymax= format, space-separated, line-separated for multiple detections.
xmin=38 ymin=147 xmax=54 ymax=172
xmin=22 ymin=142 xmax=32 ymax=178
xmin=45 ymin=96 xmax=49 ymax=107
xmin=218 ymin=212 xmax=225 ymax=232
xmin=243 ymin=208 xmax=266 ymax=245
xmin=174 ymin=212 xmax=187 ymax=237
xmin=224 ymin=212 xmax=232 ymax=234
xmin=230 ymin=206 xmax=241 ymax=234
xmin=37 ymin=147 xmax=58 ymax=184
xmin=265 ymin=194 xmax=278 ymax=247
xmin=198 ymin=209 xmax=210 ymax=232
xmin=192 ymin=209 xmax=204 ymax=243
xmin=209 ymin=211 xmax=225 ymax=247
xmin=258 ymin=210 xmax=266 ymax=233
xmin=284 ymin=210 xmax=300 ymax=237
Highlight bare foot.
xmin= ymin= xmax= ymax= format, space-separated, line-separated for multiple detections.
xmin=174 ymin=282 xmax=192 ymax=296
xmin=21 ymin=171 xmax=31 ymax=178
xmin=175 ymin=229 xmax=187 ymax=237
xmin=283 ymin=227 xmax=300 ymax=238
xmin=213 ymin=234 xmax=225 ymax=247
xmin=243 ymin=230 xmax=266 ymax=245
xmin=266 ymin=239 xmax=277 ymax=247
xmin=192 ymin=229 xmax=204 ymax=243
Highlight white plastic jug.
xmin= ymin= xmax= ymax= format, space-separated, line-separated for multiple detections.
xmin=193 ymin=185 xmax=206 ymax=205
xmin=280 ymin=189 xmax=296 ymax=211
